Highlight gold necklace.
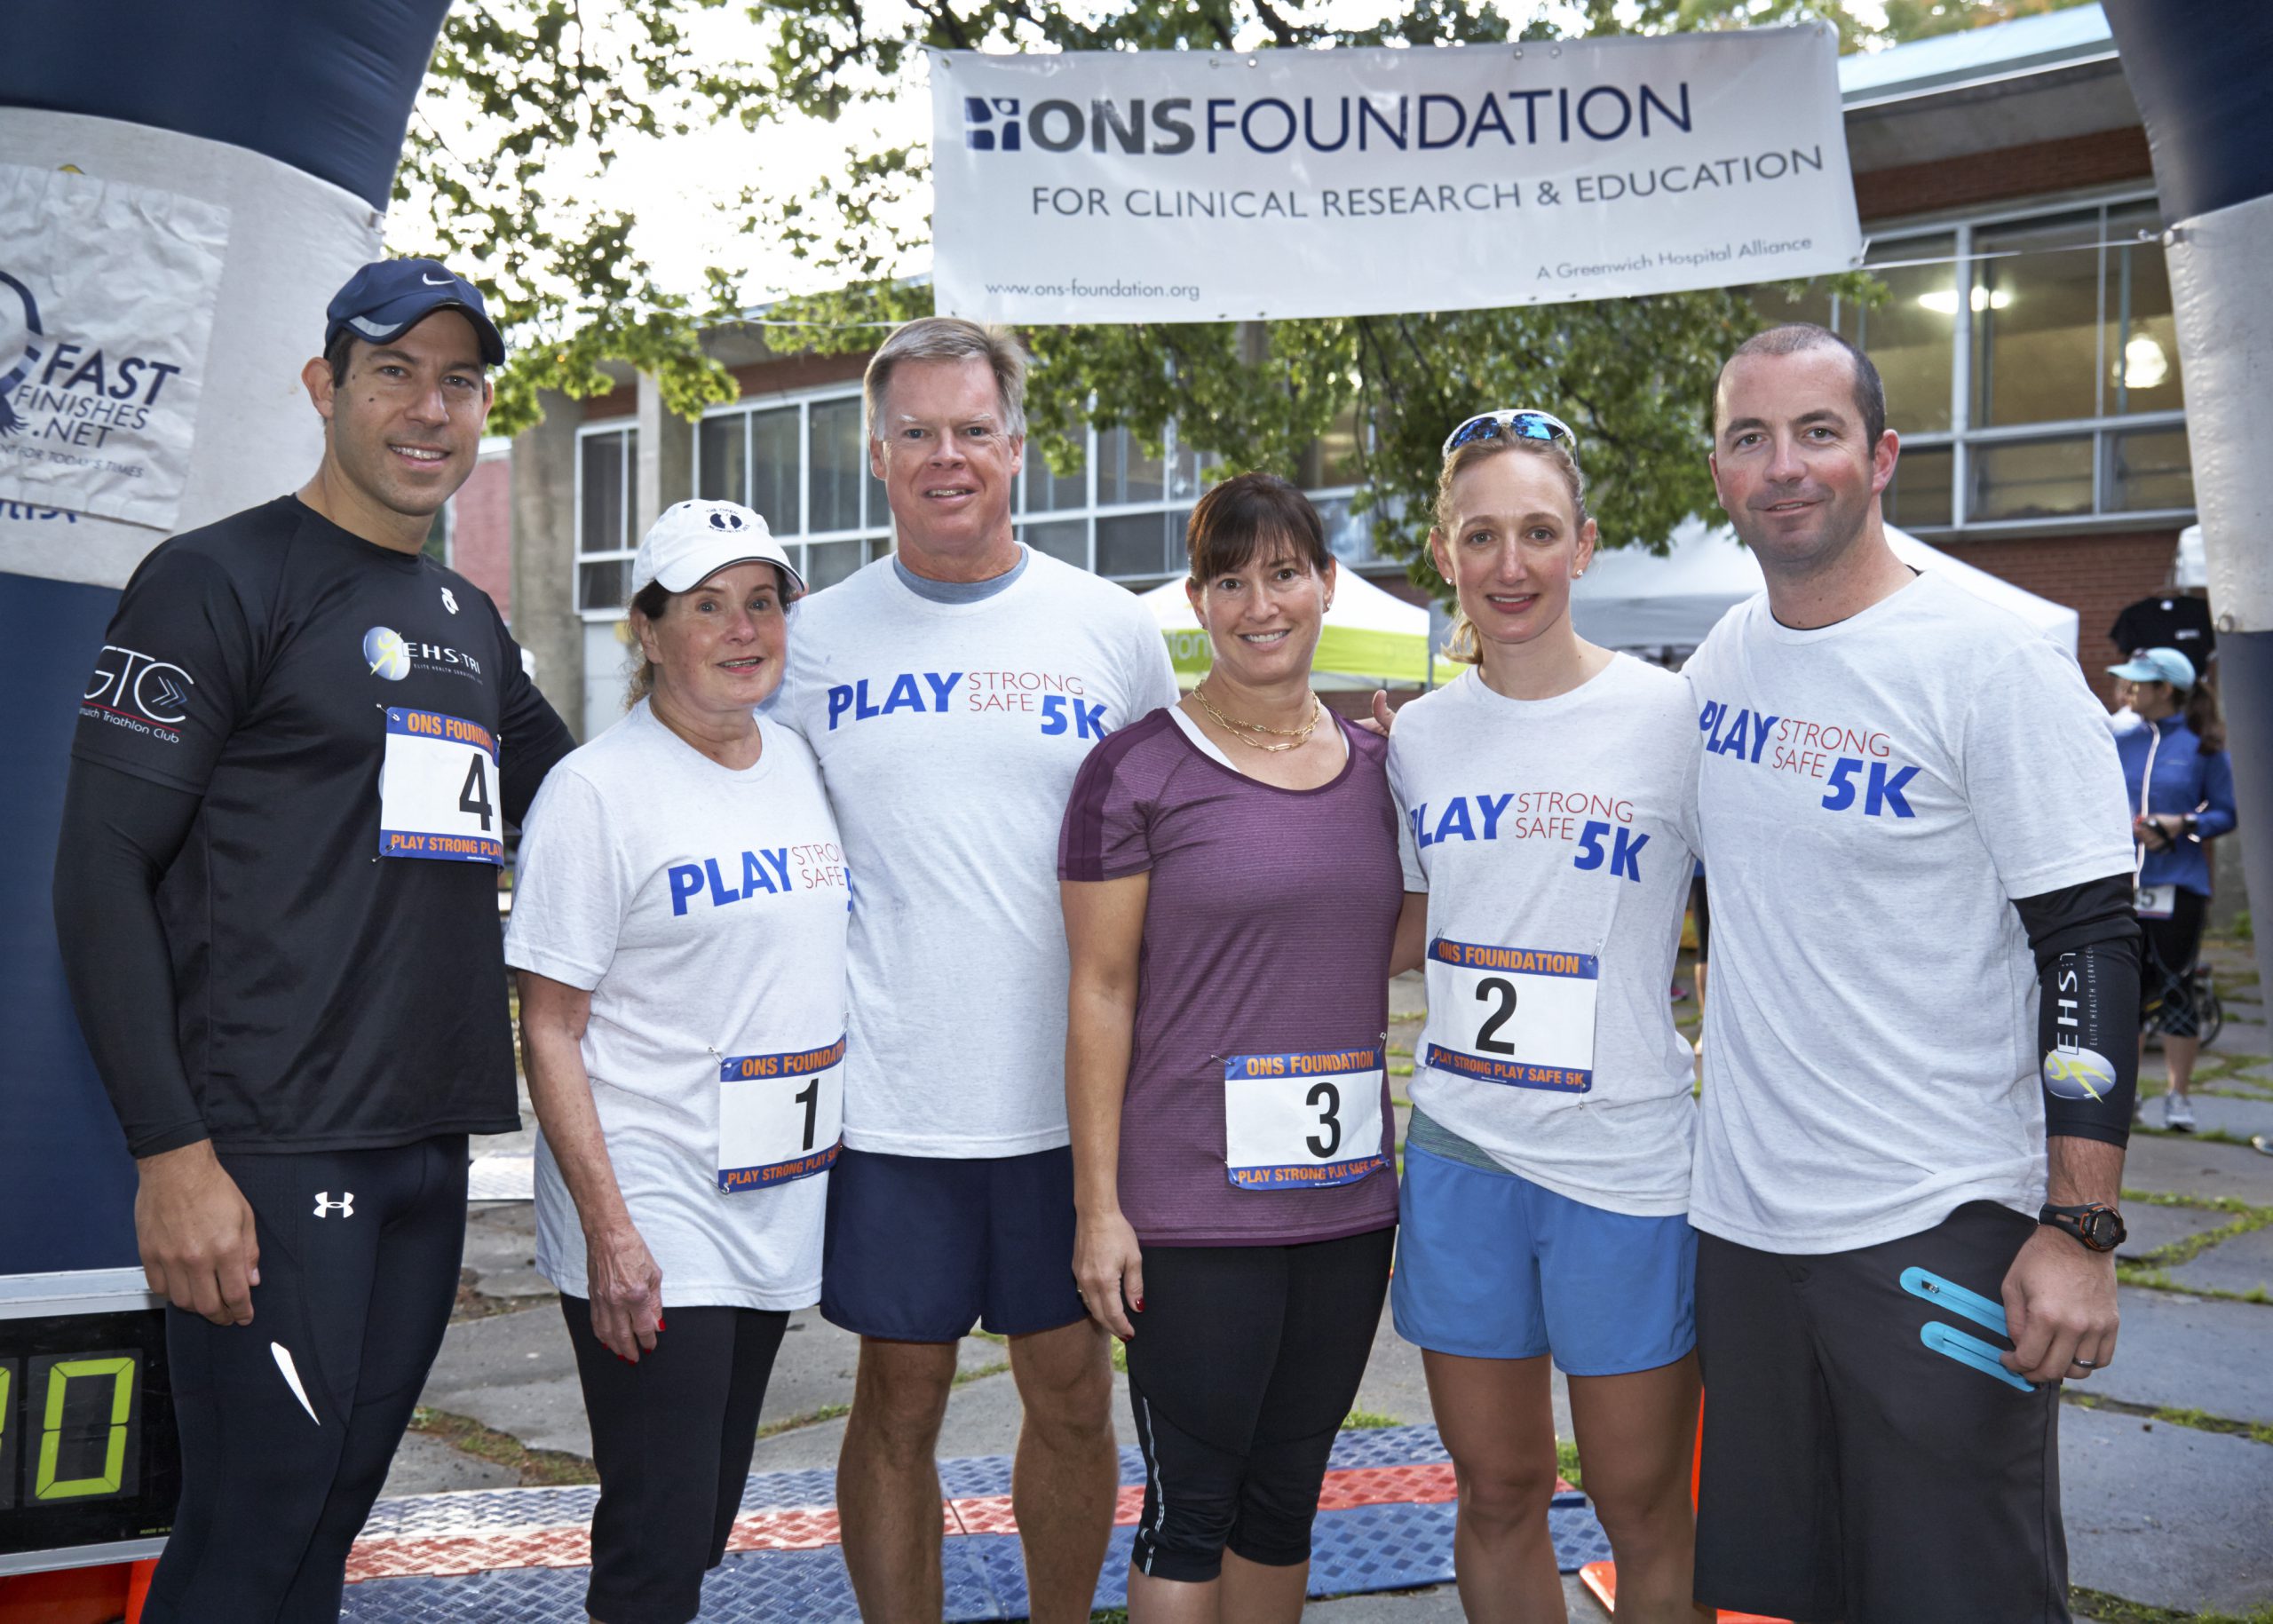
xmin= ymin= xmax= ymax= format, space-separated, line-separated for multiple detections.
xmin=1192 ymin=680 xmax=1322 ymax=753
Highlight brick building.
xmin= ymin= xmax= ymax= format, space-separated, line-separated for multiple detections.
xmin=452 ymin=3 xmax=2191 ymax=740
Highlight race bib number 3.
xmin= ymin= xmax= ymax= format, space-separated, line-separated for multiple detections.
xmin=1423 ymin=937 xmax=1599 ymax=1092
xmin=379 ymin=708 xmax=503 ymax=864
xmin=718 ymin=1036 xmax=845 ymax=1191
xmin=1223 ymin=1048 xmax=1387 ymax=1191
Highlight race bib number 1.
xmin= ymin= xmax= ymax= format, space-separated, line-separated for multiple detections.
xmin=1423 ymin=937 xmax=1599 ymax=1092
xmin=1223 ymin=1048 xmax=1388 ymax=1191
xmin=379 ymin=708 xmax=503 ymax=864
xmin=718 ymin=1036 xmax=845 ymax=1191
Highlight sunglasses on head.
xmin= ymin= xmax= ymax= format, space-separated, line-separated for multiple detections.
xmin=1441 ymin=408 xmax=1577 ymax=459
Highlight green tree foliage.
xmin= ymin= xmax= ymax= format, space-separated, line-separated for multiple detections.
xmin=398 ymin=0 xmax=2040 ymax=576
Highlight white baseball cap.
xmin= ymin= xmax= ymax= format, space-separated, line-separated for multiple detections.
xmin=631 ymin=500 xmax=806 ymax=598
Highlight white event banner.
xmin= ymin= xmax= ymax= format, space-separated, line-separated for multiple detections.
xmin=931 ymin=26 xmax=1860 ymax=325
xmin=0 ymin=162 xmax=228 ymax=531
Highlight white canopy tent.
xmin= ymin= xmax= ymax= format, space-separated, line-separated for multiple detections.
xmin=1569 ymin=518 xmax=2080 ymax=655
xmin=1139 ymin=566 xmax=1433 ymax=690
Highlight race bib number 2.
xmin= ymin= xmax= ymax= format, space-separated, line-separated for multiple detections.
xmin=1223 ymin=1048 xmax=1387 ymax=1191
xmin=718 ymin=1036 xmax=845 ymax=1191
xmin=379 ymin=708 xmax=503 ymax=864
xmin=1424 ymin=937 xmax=1598 ymax=1092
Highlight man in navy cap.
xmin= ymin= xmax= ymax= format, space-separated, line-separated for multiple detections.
xmin=51 ymin=258 xmax=573 ymax=1622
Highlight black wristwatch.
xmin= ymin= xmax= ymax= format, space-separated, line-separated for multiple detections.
xmin=2039 ymin=1201 xmax=2126 ymax=1253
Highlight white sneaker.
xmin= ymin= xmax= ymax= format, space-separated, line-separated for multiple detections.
xmin=2164 ymin=1094 xmax=2197 ymax=1133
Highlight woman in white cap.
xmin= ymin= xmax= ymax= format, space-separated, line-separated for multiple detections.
xmin=2108 ymin=645 xmax=2235 ymax=1132
xmin=506 ymin=499 xmax=850 ymax=1624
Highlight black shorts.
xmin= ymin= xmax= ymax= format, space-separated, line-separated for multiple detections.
xmin=1693 ymin=1201 xmax=2067 ymax=1624
xmin=143 ymin=1136 xmax=468 ymax=1624
xmin=561 ymin=1297 xmax=790 ymax=1624
xmin=820 ymin=1145 xmax=1086 ymax=1341
xmin=2140 ymin=887 xmax=2210 ymax=1036
xmin=1122 ymin=1227 xmax=1394 ymax=1583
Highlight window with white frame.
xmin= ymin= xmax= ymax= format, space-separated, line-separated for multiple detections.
xmin=694 ymin=386 xmax=892 ymax=595
xmin=1758 ymin=191 xmax=2192 ymax=534
xmin=575 ymin=424 xmax=638 ymax=612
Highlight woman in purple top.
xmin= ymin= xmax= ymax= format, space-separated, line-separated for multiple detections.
xmin=1059 ymin=471 xmax=1417 ymax=1622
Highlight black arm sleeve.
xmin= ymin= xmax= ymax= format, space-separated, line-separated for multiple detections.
xmin=51 ymin=759 xmax=209 ymax=1158
xmin=493 ymin=611 xmax=575 ymax=828
xmin=2014 ymin=873 xmax=2142 ymax=1147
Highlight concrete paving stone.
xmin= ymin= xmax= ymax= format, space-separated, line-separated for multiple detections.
xmin=2118 ymin=1200 xmax=2234 ymax=1260
xmin=2140 ymin=1090 xmax=2273 ymax=1139
xmin=377 ymin=1430 xmax=521 ymax=1498
xmin=416 ymin=1297 xmax=592 ymax=1458
xmin=2062 ymin=1403 xmax=2273 ymax=1617
xmin=2121 ymin=1131 xmax=2273 ymax=1207
xmin=459 ymin=1201 xmax=554 ymax=1301
xmin=1390 ymin=970 xmax=1426 ymax=1021
xmin=2086 ymin=1287 xmax=2273 ymax=1426
xmin=2168 ymin=1221 xmax=2273 ymax=1298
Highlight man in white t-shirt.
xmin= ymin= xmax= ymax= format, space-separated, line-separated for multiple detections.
xmin=1683 ymin=325 xmax=2140 ymax=1624
xmin=773 ymin=318 xmax=1178 ymax=1621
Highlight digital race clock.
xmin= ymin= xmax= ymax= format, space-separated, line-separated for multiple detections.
xmin=0 ymin=1271 xmax=178 ymax=1576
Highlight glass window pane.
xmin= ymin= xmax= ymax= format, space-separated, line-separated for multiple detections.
xmin=1168 ymin=434 xmax=1220 ymax=502
xmin=1746 ymin=281 xmax=1834 ymax=334
xmin=2107 ymin=427 xmax=2193 ymax=511
xmin=1312 ymin=495 xmax=1380 ymax=565
xmin=867 ymin=535 xmax=895 ymax=563
xmin=578 ymin=558 xmax=631 ymax=612
xmin=2104 ymin=202 xmax=2184 ymax=418
xmin=810 ymin=399 xmax=864 ymax=533
xmin=1024 ymin=436 xmax=1089 ymax=513
xmin=1097 ymin=511 xmax=1171 ymax=577
xmin=1097 ymin=426 xmax=1164 ymax=505
xmin=1972 ymin=212 xmax=2101 ymax=427
xmin=1853 ymin=235 xmax=1955 ymax=434
xmin=1970 ymin=437 xmax=2093 ymax=521
xmin=580 ymin=429 xmax=629 ymax=555
xmin=697 ymin=414 xmax=746 ymax=503
xmin=1297 ymin=405 xmax=1365 ymax=490
xmin=804 ymin=537 xmax=866 ymax=592
xmin=867 ymin=462 xmax=888 ymax=528
xmin=1882 ymin=446 xmax=1953 ymax=530
xmin=1021 ymin=519 xmax=1089 ymax=568
xmin=750 ymin=408 xmax=801 ymax=535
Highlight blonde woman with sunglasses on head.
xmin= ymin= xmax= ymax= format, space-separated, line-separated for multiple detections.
xmin=1386 ymin=410 xmax=1710 ymax=1623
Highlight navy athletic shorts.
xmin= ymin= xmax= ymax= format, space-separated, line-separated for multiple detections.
xmin=820 ymin=1145 xmax=1087 ymax=1341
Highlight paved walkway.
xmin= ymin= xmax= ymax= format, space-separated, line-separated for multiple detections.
xmin=375 ymin=940 xmax=2273 ymax=1620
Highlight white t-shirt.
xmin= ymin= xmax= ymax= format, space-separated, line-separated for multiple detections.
xmin=774 ymin=550 xmax=1180 ymax=1156
xmin=1389 ymin=656 xmax=1700 ymax=1216
xmin=1683 ymin=569 xmax=2134 ymax=1254
xmin=504 ymin=701 xmax=850 ymax=1311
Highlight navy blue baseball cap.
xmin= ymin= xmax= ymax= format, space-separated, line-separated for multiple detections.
xmin=324 ymin=257 xmax=506 ymax=365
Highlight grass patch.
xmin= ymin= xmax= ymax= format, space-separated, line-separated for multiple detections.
xmin=1555 ymin=1437 xmax=1583 ymax=1489
xmin=1343 ymin=1409 xmax=1400 ymax=1430
xmin=1111 ymin=1338 xmax=1128 ymax=1374
xmin=756 ymin=1401 xmax=851 ymax=1438
xmin=1389 ymin=1063 xmax=1414 ymax=1078
xmin=2133 ymin=1125 xmax=2250 ymax=1148
xmin=2114 ymin=1197 xmax=2273 ymax=1299
xmin=409 ymin=1406 xmax=598 ymax=1485
xmin=954 ymin=1359 xmax=1012 ymax=1388
xmin=2060 ymin=1390 xmax=2273 ymax=1447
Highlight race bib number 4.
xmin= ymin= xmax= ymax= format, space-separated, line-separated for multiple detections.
xmin=718 ymin=1036 xmax=845 ymax=1191
xmin=379 ymin=708 xmax=503 ymax=864
xmin=1223 ymin=1048 xmax=1387 ymax=1191
xmin=1423 ymin=938 xmax=1598 ymax=1092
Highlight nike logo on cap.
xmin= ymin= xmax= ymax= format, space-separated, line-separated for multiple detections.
xmin=423 ymin=273 xmax=452 ymax=286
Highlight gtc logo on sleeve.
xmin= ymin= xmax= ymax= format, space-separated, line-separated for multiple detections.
xmin=82 ymin=644 xmax=194 ymax=739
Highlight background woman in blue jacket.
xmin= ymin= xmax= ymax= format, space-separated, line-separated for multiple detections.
xmin=2108 ymin=646 xmax=2236 ymax=1131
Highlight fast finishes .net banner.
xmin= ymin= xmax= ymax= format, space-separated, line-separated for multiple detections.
xmin=931 ymin=25 xmax=1861 ymax=324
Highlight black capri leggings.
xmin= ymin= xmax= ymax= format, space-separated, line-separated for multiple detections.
xmin=561 ymin=1297 xmax=790 ymax=1624
xmin=1690 ymin=870 xmax=1711 ymax=962
xmin=1122 ymin=1226 xmax=1395 ymax=1583
xmin=2140 ymin=887 xmax=2210 ymax=1037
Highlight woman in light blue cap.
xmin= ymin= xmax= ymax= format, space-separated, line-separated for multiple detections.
xmin=2108 ymin=646 xmax=2235 ymax=1130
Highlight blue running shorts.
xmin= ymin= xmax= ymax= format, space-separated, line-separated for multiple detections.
xmin=821 ymin=1145 xmax=1087 ymax=1342
xmin=1391 ymin=1140 xmax=1695 ymax=1374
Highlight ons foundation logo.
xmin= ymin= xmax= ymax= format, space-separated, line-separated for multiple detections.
xmin=965 ymin=98 xmax=1023 ymax=152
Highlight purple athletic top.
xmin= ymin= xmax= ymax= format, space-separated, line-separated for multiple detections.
xmin=1057 ymin=706 xmax=1403 ymax=1246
